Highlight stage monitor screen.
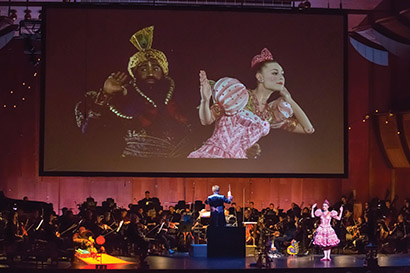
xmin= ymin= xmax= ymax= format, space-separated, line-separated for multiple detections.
xmin=42 ymin=6 xmax=346 ymax=177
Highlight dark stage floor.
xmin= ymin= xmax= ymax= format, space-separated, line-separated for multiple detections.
xmin=1 ymin=253 xmax=410 ymax=272
xmin=145 ymin=253 xmax=410 ymax=270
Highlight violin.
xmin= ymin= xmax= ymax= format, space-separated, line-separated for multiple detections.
xmin=19 ymin=221 xmax=28 ymax=237
xmin=378 ymin=220 xmax=390 ymax=241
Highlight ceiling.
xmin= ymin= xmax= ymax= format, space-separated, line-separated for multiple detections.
xmin=0 ymin=0 xmax=406 ymax=33
xmin=309 ymin=0 xmax=383 ymax=10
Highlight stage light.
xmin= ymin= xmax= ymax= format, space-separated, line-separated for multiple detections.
xmin=9 ymin=9 xmax=17 ymax=21
xmin=298 ymin=1 xmax=311 ymax=9
xmin=24 ymin=9 xmax=32 ymax=20
xmin=375 ymin=109 xmax=379 ymax=113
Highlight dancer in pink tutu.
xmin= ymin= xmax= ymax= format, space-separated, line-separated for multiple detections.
xmin=311 ymin=200 xmax=343 ymax=261
xmin=188 ymin=48 xmax=314 ymax=159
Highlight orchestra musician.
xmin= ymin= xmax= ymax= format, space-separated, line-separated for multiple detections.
xmin=379 ymin=213 xmax=409 ymax=253
xmin=127 ymin=214 xmax=150 ymax=265
xmin=41 ymin=212 xmax=63 ymax=261
xmin=345 ymin=216 xmax=368 ymax=253
xmin=247 ymin=202 xmax=260 ymax=222
xmin=272 ymin=213 xmax=297 ymax=253
xmin=138 ymin=191 xmax=154 ymax=212
xmin=5 ymin=211 xmax=26 ymax=261
xmin=400 ymin=199 xmax=410 ymax=222
xmin=168 ymin=206 xmax=181 ymax=223
xmin=156 ymin=214 xmax=177 ymax=254
xmin=5 ymin=211 xmax=28 ymax=239
xmin=25 ymin=209 xmax=42 ymax=237
xmin=73 ymin=226 xmax=105 ymax=254
xmin=57 ymin=210 xmax=77 ymax=239
xmin=2 ymin=193 xmax=409 ymax=261
xmin=102 ymin=211 xmax=117 ymax=229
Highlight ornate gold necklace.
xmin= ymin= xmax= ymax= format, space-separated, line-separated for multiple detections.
xmin=245 ymin=90 xmax=273 ymax=123
xmin=109 ymin=76 xmax=175 ymax=119
xmin=131 ymin=75 xmax=175 ymax=108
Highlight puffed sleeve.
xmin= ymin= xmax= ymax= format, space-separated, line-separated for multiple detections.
xmin=269 ymin=98 xmax=295 ymax=129
xmin=212 ymin=77 xmax=249 ymax=116
xmin=330 ymin=210 xmax=338 ymax=218
xmin=314 ymin=209 xmax=323 ymax=217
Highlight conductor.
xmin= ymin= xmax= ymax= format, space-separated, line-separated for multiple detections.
xmin=205 ymin=185 xmax=233 ymax=227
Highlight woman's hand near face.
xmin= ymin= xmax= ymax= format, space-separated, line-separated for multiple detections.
xmin=279 ymin=86 xmax=315 ymax=134
xmin=199 ymin=70 xmax=212 ymax=101
xmin=198 ymin=70 xmax=215 ymax=125
xmin=280 ymin=86 xmax=292 ymax=102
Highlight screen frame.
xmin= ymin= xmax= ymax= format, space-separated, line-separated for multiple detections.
xmin=39 ymin=3 xmax=348 ymax=178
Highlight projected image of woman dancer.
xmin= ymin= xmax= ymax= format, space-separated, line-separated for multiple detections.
xmin=311 ymin=200 xmax=343 ymax=261
xmin=188 ymin=48 xmax=314 ymax=159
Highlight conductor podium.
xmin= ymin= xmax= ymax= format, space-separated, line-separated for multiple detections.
xmin=207 ymin=227 xmax=245 ymax=257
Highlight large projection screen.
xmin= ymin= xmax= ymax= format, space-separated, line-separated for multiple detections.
xmin=41 ymin=6 xmax=347 ymax=177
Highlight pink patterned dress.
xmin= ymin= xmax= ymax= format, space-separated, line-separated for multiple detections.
xmin=313 ymin=210 xmax=340 ymax=248
xmin=188 ymin=77 xmax=295 ymax=158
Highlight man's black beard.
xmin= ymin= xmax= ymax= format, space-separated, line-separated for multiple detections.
xmin=135 ymin=77 xmax=170 ymax=104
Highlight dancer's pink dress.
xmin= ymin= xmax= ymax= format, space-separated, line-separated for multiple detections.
xmin=313 ymin=210 xmax=340 ymax=248
xmin=188 ymin=77 xmax=295 ymax=158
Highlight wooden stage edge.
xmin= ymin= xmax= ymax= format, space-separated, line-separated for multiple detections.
xmin=1 ymin=254 xmax=410 ymax=272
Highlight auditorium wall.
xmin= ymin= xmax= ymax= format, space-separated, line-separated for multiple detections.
xmin=1 ymin=37 xmax=409 ymax=214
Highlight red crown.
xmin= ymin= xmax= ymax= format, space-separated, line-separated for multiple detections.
xmin=251 ymin=48 xmax=274 ymax=68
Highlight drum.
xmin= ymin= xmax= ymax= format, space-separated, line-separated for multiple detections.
xmin=226 ymin=215 xmax=237 ymax=226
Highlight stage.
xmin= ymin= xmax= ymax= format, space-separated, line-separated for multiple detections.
xmin=1 ymin=253 xmax=410 ymax=272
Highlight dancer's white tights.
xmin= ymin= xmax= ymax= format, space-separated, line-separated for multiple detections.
xmin=323 ymin=249 xmax=331 ymax=259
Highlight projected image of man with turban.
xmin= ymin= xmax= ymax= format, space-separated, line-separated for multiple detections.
xmin=188 ymin=48 xmax=315 ymax=159
xmin=75 ymin=26 xmax=191 ymax=158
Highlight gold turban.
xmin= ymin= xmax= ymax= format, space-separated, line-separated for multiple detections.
xmin=128 ymin=26 xmax=169 ymax=78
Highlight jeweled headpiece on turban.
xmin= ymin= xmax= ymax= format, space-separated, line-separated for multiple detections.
xmin=323 ymin=200 xmax=330 ymax=206
xmin=128 ymin=26 xmax=169 ymax=78
xmin=251 ymin=48 xmax=274 ymax=69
